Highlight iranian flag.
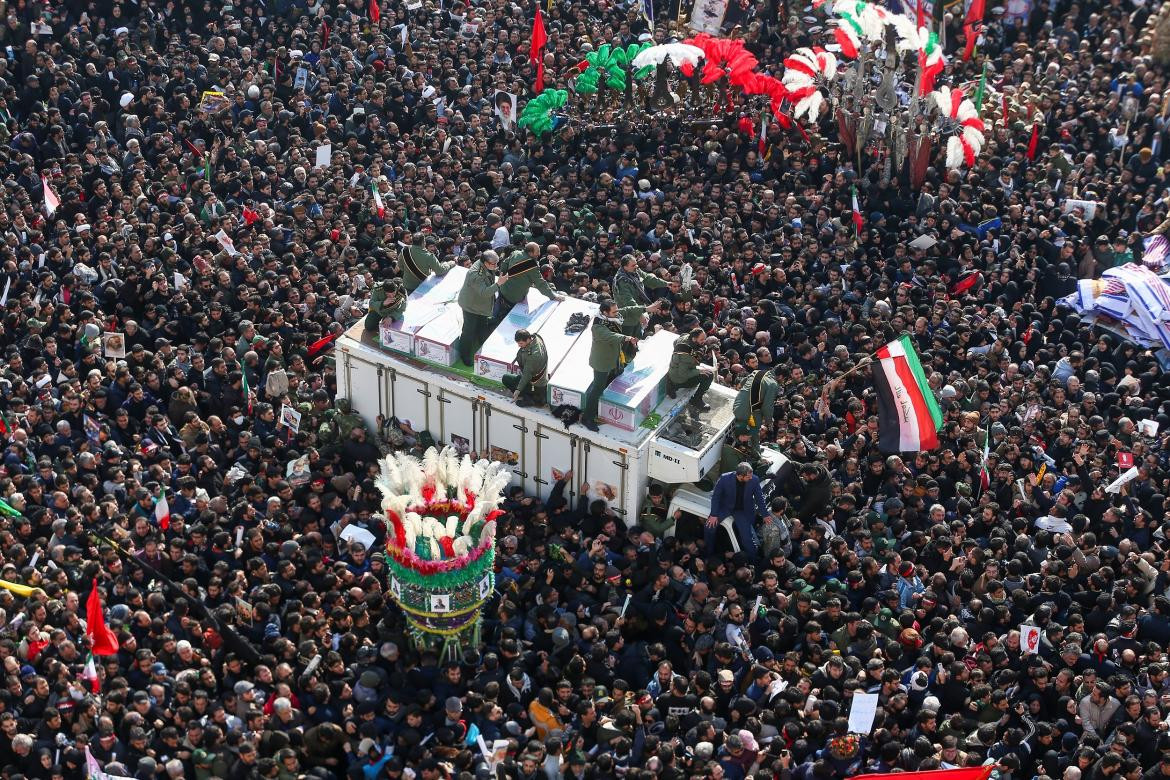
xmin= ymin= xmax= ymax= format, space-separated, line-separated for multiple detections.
xmin=371 ymin=182 xmax=385 ymax=219
xmin=759 ymin=111 xmax=768 ymax=157
xmin=155 ymin=490 xmax=170 ymax=531
xmin=42 ymin=175 xmax=60 ymax=217
xmin=872 ymin=335 xmax=942 ymax=454
xmin=81 ymin=653 xmax=100 ymax=693
xmin=851 ymin=184 xmax=863 ymax=235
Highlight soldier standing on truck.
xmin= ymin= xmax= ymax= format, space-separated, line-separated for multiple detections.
xmin=581 ymin=298 xmax=640 ymax=433
xmin=666 ymin=327 xmax=714 ymax=412
xmin=733 ymin=367 xmax=779 ymax=450
xmin=457 ymin=250 xmax=509 ymax=366
xmin=613 ymin=254 xmax=669 ymax=338
xmin=400 ymin=234 xmax=454 ymax=292
xmin=495 ymin=242 xmax=565 ymax=323
xmin=502 ymin=329 xmax=548 ymax=408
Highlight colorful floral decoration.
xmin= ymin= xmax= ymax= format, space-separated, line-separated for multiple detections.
xmin=782 ymin=48 xmax=838 ymax=123
xmin=518 ymin=89 xmax=569 ymax=137
xmin=931 ymin=86 xmax=985 ymax=169
xmin=377 ymin=446 xmax=512 ymax=661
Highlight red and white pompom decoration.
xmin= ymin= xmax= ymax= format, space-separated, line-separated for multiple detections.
xmin=931 ymin=86 xmax=985 ymax=169
xmin=782 ymin=47 xmax=838 ymax=123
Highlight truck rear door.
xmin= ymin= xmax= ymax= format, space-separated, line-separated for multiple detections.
xmin=388 ymin=368 xmax=432 ymax=436
xmin=339 ymin=351 xmax=390 ymax=432
xmin=578 ymin=439 xmax=631 ymax=521
xmin=480 ymin=402 xmax=531 ymax=493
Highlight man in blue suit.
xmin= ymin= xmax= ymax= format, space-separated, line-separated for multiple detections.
xmin=706 ymin=462 xmax=772 ymax=558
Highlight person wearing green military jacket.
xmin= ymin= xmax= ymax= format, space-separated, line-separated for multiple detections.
xmin=720 ymin=427 xmax=764 ymax=475
xmin=666 ymin=326 xmax=714 ymax=411
xmin=457 ymin=250 xmax=509 ymax=366
xmin=399 ymin=235 xmax=454 ymax=292
xmin=581 ymin=298 xmax=641 ymax=432
xmin=733 ymin=368 xmax=780 ymax=450
xmin=494 ymin=242 xmax=565 ymax=323
xmin=613 ymin=254 xmax=669 ymax=337
xmin=502 ymin=329 xmax=548 ymax=407
xmin=638 ymin=484 xmax=673 ymax=539
xmin=364 ymin=279 xmax=407 ymax=334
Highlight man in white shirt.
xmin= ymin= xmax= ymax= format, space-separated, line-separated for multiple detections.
xmin=488 ymin=213 xmax=510 ymax=250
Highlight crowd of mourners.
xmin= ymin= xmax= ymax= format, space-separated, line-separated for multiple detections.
xmin=0 ymin=0 xmax=1168 ymax=777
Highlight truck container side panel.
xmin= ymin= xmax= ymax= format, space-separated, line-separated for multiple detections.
xmin=341 ymin=351 xmax=388 ymax=433
xmin=390 ymin=370 xmax=432 ymax=438
xmin=533 ymin=423 xmax=576 ymax=500
xmin=578 ymin=438 xmax=631 ymax=519
xmin=433 ymin=386 xmax=479 ymax=457
xmin=482 ymin=403 xmax=529 ymax=486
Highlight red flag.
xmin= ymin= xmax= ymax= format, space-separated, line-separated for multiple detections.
xmin=369 ymin=0 xmax=380 ymax=24
xmin=962 ymin=0 xmax=985 ymax=61
xmin=242 ymin=206 xmax=260 ymax=225
xmin=531 ymin=8 xmax=548 ymax=93
xmin=322 ymin=20 xmax=330 ymax=48
xmin=1026 ymin=121 xmax=1040 ymax=161
xmin=915 ymin=0 xmax=924 ymax=29
xmin=85 ymin=579 xmax=120 ymax=656
xmin=307 ymin=331 xmax=341 ymax=358
xmin=854 ymin=767 xmax=992 ymax=780
xmin=1001 ymin=94 xmax=1008 ymax=125
xmin=183 ymin=138 xmax=203 ymax=159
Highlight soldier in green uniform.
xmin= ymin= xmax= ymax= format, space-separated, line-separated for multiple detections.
xmin=733 ymin=367 xmax=780 ymax=450
xmin=494 ymin=242 xmax=565 ymax=323
xmin=363 ymin=279 xmax=407 ymax=334
xmin=666 ymin=326 xmax=714 ymax=411
xmin=638 ymin=484 xmax=673 ymax=539
xmin=612 ymin=254 xmax=669 ymax=337
xmin=502 ymin=329 xmax=548 ymax=407
xmin=720 ymin=426 xmax=763 ymax=474
xmin=317 ymin=398 xmax=368 ymax=459
xmin=457 ymin=250 xmax=509 ymax=366
xmin=581 ymin=298 xmax=639 ymax=432
xmin=399 ymin=235 xmax=455 ymax=292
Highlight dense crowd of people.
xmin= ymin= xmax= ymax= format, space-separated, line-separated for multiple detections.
xmin=0 ymin=0 xmax=1168 ymax=777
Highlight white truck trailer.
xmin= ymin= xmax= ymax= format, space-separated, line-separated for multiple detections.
xmin=334 ymin=287 xmax=787 ymax=525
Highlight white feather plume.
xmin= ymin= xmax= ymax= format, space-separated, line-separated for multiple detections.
xmin=421 ymin=448 xmax=440 ymax=487
xmin=794 ymin=92 xmax=826 ymax=123
xmin=453 ymin=536 xmax=473 ymax=557
xmin=630 ymin=42 xmax=706 ymax=70
xmin=957 ymin=101 xmax=977 ymax=122
xmin=445 ymin=516 xmax=459 ymax=538
xmin=857 ymin=5 xmax=887 ymax=41
xmin=945 ymin=137 xmax=964 ymax=169
xmin=480 ymin=520 xmax=498 ymax=545
xmin=932 ymin=87 xmax=953 ymax=118
xmin=817 ymin=51 xmax=838 ymax=81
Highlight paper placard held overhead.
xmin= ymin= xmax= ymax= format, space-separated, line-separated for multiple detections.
xmin=847 ymin=692 xmax=879 ymax=735
xmin=315 ymin=144 xmax=332 ymax=168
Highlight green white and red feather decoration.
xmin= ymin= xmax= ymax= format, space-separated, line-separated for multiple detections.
xmin=782 ymin=47 xmax=838 ymax=123
xmin=932 ymin=86 xmax=986 ymax=168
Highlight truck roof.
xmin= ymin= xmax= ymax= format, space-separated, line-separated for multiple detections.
xmin=338 ymin=319 xmax=737 ymax=453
